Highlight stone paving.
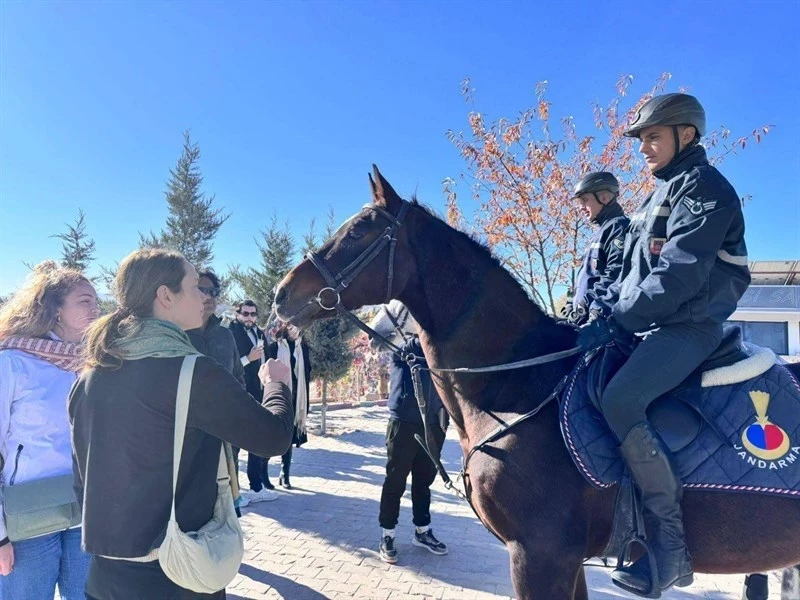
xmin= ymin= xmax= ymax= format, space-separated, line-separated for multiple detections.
xmin=228 ymin=404 xmax=788 ymax=599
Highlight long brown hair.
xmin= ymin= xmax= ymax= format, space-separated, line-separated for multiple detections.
xmin=0 ymin=261 xmax=90 ymax=341
xmin=84 ymin=248 xmax=186 ymax=368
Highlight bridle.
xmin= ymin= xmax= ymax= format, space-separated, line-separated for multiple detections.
xmin=306 ymin=202 xmax=410 ymax=312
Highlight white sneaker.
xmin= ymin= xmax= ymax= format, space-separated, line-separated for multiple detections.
xmin=244 ymin=488 xmax=278 ymax=503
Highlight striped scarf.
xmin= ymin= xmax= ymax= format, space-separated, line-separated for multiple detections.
xmin=0 ymin=335 xmax=84 ymax=372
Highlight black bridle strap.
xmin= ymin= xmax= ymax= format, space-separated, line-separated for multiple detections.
xmin=383 ymin=304 xmax=411 ymax=344
xmin=307 ymin=202 xmax=409 ymax=305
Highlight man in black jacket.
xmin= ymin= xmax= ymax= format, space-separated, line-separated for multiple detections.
xmin=228 ymin=300 xmax=277 ymax=502
xmin=567 ymin=171 xmax=629 ymax=325
xmin=378 ymin=335 xmax=448 ymax=564
xmin=579 ymin=93 xmax=750 ymax=597
xmin=187 ymin=270 xmax=249 ymax=514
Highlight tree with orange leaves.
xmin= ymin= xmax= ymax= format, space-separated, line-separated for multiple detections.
xmin=445 ymin=73 xmax=770 ymax=314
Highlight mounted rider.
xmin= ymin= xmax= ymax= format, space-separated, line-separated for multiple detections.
xmin=566 ymin=172 xmax=629 ymax=325
xmin=578 ymin=93 xmax=751 ymax=597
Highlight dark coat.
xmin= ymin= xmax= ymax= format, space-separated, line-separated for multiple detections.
xmin=597 ymin=145 xmax=750 ymax=333
xmin=388 ymin=337 xmax=445 ymax=425
xmin=187 ymin=314 xmax=246 ymax=390
xmin=267 ymin=338 xmax=312 ymax=447
xmin=571 ymin=202 xmax=629 ymax=324
xmin=228 ymin=319 xmax=266 ymax=399
xmin=69 ymin=357 xmax=293 ymax=559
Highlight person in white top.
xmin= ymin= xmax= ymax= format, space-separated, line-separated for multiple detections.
xmin=0 ymin=261 xmax=100 ymax=599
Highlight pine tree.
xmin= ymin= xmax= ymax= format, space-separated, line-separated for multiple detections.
xmin=51 ymin=209 xmax=96 ymax=273
xmin=140 ymin=131 xmax=228 ymax=268
xmin=228 ymin=214 xmax=295 ymax=320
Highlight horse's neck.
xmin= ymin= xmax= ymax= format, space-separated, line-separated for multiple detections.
xmin=399 ymin=212 xmax=574 ymax=438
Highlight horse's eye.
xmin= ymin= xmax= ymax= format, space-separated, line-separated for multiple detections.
xmin=347 ymin=228 xmax=365 ymax=240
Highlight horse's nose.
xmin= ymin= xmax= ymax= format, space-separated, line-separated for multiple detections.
xmin=274 ymin=285 xmax=288 ymax=307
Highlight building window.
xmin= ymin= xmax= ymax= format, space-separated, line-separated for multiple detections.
xmin=728 ymin=321 xmax=789 ymax=355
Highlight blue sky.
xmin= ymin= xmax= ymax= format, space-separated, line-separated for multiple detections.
xmin=1 ymin=0 xmax=799 ymax=296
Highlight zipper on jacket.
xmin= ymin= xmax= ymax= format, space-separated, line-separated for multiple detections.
xmin=9 ymin=444 xmax=23 ymax=485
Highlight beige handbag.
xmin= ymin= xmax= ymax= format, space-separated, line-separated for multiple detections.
xmin=158 ymin=355 xmax=244 ymax=593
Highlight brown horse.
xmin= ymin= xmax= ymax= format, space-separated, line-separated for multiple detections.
xmin=274 ymin=166 xmax=800 ymax=600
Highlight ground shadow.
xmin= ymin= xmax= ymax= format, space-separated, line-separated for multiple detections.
xmin=232 ymin=564 xmax=329 ymax=600
xmin=242 ymin=484 xmax=512 ymax=596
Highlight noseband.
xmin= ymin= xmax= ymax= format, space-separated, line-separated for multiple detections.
xmin=306 ymin=201 xmax=411 ymax=311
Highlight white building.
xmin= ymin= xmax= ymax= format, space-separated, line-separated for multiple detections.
xmin=728 ymin=260 xmax=800 ymax=361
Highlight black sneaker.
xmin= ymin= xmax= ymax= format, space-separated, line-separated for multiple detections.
xmin=412 ymin=529 xmax=448 ymax=555
xmin=380 ymin=535 xmax=398 ymax=563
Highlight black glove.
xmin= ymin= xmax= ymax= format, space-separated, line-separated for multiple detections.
xmin=577 ymin=317 xmax=622 ymax=352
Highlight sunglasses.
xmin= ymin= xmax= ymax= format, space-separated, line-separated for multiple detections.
xmin=199 ymin=286 xmax=221 ymax=298
xmin=240 ymin=310 xmax=258 ymax=317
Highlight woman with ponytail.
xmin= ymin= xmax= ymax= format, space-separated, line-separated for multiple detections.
xmin=70 ymin=249 xmax=294 ymax=599
xmin=0 ymin=261 xmax=99 ymax=599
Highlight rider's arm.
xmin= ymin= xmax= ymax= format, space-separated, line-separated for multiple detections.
xmin=612 ymin=185 xmax=741 ymax=333
xmin=587 ymin=218 xmax=628 ymax=315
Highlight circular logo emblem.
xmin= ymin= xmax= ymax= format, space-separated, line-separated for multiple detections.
xmin=741 ymin=391 xmax=791 ymax=461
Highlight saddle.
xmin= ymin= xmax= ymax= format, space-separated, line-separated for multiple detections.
xmin=559 ymin=325 xmax=800 ymax=564
xmin=583 ymin=325 xmax=775 ymax=453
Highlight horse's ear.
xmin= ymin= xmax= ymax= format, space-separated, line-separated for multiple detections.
xmin=370 ymin=164 xmax=402 ymax=210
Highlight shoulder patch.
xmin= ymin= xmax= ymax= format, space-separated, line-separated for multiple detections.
xmin=682 ymin=197 xmax=717 ymax=215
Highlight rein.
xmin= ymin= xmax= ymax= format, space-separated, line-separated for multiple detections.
xmin=304 ymin=198 xmax=582 ymax=541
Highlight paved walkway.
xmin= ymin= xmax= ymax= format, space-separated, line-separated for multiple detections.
xmin=230 ymin=405 xmax=784 ymax=599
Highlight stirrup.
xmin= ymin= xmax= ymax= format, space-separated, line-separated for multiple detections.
xmin=611 ymin=535 xmax=661 ymax=599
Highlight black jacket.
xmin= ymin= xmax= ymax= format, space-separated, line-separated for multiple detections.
xmin=267 ymin=338 xmax=312 ymax=447
xmin=69 ymin=356 xmax=293 ymax=559
xmin=187 ymin=315 xmax=246 ymax=390
xmin=228 ymin=319 xmax=266 ymax=398
xmin=571 ymin=202 xmax=629 ymax=324
xmin=388 ymin=337 xmax=444 ymax=425
xmin=599 ymin=145 xmax=750 ymax=332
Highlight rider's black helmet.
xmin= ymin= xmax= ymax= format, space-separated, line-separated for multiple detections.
xmin=624 ymin=93 xmax=706 ymax=139
xmin=572 ymin=171 xmax=619 ymax=199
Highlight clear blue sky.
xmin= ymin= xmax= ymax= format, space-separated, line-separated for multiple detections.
xmin=1 ymin=0 xmax=799 ymax=296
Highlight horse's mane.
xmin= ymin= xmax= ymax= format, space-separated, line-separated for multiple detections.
xmin=408 ymin=197 xmax=549 ymax=317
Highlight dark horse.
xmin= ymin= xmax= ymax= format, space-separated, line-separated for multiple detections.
xmin=274 ymin=166 xmax=800 ymax=599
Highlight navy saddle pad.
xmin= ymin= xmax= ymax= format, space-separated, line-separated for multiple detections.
xmin=559 ymin=350 xmax=800 ymax=498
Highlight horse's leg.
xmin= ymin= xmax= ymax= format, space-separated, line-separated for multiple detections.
xmin=573 ymin=567 xmax=588 ymax=600
xmin=508 ymin=541 xmax=583 ymax=600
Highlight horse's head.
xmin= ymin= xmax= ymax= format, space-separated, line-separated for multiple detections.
xmin=367 ymin=300 xmax=420 ymax=351
xmin=275 ymin=165 xmax=416 ymax=328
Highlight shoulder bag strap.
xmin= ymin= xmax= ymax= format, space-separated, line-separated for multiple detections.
xmin=171 ymin=354 xmax=199 ymax=521
xmin=172 ymin=356 xmax=229 ymax=523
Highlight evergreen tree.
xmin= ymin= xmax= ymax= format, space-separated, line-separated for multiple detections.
xmin=51 ymin=209 xmax=96 ymax=273
xmin=140 ymin=131 xmax=228 ymax=268
xmin=228 ymin=214 xmax=295 ymax=319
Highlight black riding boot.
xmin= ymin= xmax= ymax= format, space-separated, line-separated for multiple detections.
xmin=611 ymin=422 xmax=693 ymax=598
xmin=279 ymin=447 xmax=292 ymax=489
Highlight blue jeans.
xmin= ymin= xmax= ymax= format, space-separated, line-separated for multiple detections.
xmin=0 ymin=529 xmax=89 ymax=600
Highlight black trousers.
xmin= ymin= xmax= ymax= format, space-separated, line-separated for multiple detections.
xmin=600 ymin=321 xmax=723 ymax=441
xmin=265 ymin=446 xmax=293 ymax=479
xmin=246 ymin=452 xmax=267 ymax=492
xmin=379 ymin=418 xmax=446 ymax=530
